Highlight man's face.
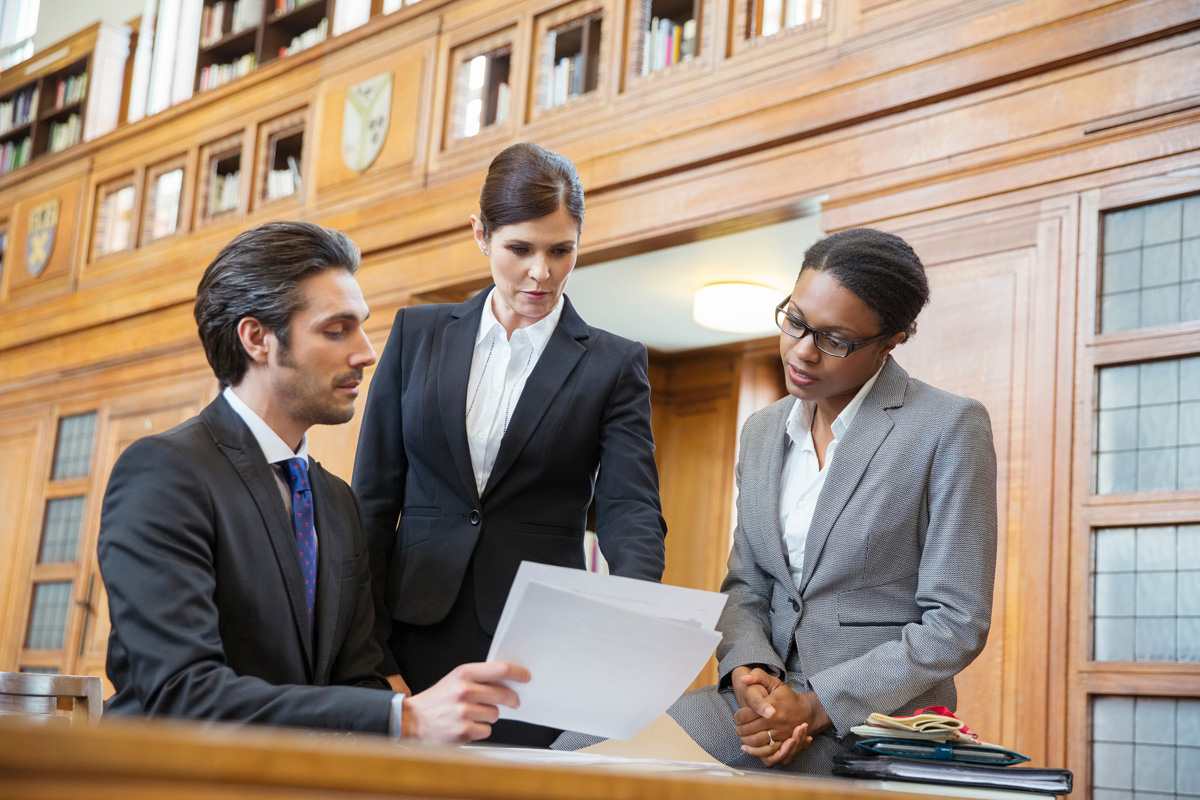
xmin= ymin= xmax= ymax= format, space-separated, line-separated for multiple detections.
xmin=269 ymin=269 xmax=376 ymax=429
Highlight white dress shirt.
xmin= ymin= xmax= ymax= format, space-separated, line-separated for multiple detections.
xmin=778 ymin=365 xmax=884 ymax=591
xmin=222 ymin=386 xmax=405 ymax=734
xmin=465 ymin=288 xmax=565 ymax=495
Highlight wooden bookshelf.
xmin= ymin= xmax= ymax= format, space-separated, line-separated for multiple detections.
xmin=196 ymin=133 xmax=244 ymax=224
xmin=196 ymin=0 xmax=336 ymax=93
xmin=625 ymin=0 xmax=707 ymax=88
xmin=531 ymin=0 xmax=607 ymax=121
xmin=254 ymin=108 xmax=306 ymax=207
xmin=446 ymin=28 xmax=516 ymax=148
xmin=141 ymin=156 xmax=187 ymax=246
xmin=90 ymin=175 xmax=138 ymax=261
xmin=0 ymin=21 xmax=131 ymax=176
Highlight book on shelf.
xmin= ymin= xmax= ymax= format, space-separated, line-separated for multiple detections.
xmin=275 ymin=0 xmax=316 ymax=15
xmin=0 ymin=86 xmax=39 ymax=135
xmin=642 ymin=16 xmax=696 ymax=75
xmin=54 ymin=73 xmax=88 ymax=108
xmin=199 ymin=53 xmax=257 ymax=92
xmin=210 ymin=170 xmax=240 ymax=214
xmin=202 ymin=1 xmax=264 ymax=46
xmin=48 ymin=113 xmax=82 ymax=153
xmin=0 ymin=135 xmax=33 ymax=174
xmin=280 ymin=18 xmax=328 ymax=58
xmin=265 ymin=155 xmax=301 ymax=200
xmin=495 ymin=81 xmax=510 ymax=125
xmin=550 ymin=52 xmax=584 ymax=107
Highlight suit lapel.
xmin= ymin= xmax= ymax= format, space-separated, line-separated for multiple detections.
xmin=799 ymin=357 xmax=908 ymax=595
xmin=484 ymin=298 xmax=588 ymax=496
xmin=756 ymin=400 xmax=796 ymax=590
xmin=438 ymin=293 xmax=487 ymax=504
xmin=309 ymin=461 xmax=344 ymax=683
xmin=204 ymin=397 xmax=314 ymax=674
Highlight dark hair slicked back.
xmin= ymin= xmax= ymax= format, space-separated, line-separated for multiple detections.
xmin=800 ymin=227 xmax=930 ymax=340
xmin=193 ymin=221 xmax=361 ymax=387
xmin=477 ymin=142 xmax=584 ymax=238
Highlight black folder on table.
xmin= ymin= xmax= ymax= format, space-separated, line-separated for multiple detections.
xmin=832 ymin=755 xmax=1073 ymax=795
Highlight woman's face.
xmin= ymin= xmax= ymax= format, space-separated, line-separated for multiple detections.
xmin=471 ymin=206 xmax=579 ymax=333
xmin=779 ymin=269 xmax=905 ymax=411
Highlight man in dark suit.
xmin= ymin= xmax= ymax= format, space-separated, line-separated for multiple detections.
xmin=99 ymin=221 xmax=527 ymax=738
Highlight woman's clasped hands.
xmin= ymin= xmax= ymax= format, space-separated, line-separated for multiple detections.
xmin=730 ymin=666 xmax=828 ymax=767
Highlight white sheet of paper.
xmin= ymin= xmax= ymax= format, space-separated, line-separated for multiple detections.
xmin=491 ymin=561 xmax=727 ymax=647
xmin=486 ymin=566 xmax=725 ymax=741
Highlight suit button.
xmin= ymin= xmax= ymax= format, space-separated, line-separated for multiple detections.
xmin=790 ymin=598 xmax=800 ymax=612
xmin=469 ymin=510 xmax=481 ymax=525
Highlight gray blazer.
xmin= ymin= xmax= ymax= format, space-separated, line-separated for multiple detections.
xmin=717 ymin=356 xmax=998 ymax=736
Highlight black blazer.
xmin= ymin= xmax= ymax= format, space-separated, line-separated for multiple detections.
xmin=353 ymin=290 xmax=667 ymax=672
xmin=99 ymin=396 xmax=392 ymax=731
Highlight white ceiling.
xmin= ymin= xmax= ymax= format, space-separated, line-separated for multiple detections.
xmin=566 ymin=214 xmax=825 ymax=352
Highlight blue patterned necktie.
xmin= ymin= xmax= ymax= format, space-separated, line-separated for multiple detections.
xmin=280 ymin=458 xmax=316 ymax=637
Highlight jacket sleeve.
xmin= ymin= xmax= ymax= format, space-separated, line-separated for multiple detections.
xmin=714 ymin=422 xmax=788 ymax=685
xmin=593 ymin=339 xmax=667 ymax=582
xmin=98 ymin=437 xmax=392 ymax=732
xmin=351 ymin=308 xmax=408 ymax=674
xmin=807 ymin=399 xmax=998 ymax=735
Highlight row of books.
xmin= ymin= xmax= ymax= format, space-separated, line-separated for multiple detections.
xmin=641 ymin=17 xmax=697 ymax=75
xmin=274 ymin=0 xmax=316 ymax=15
xmin=265 ymin=155 xmax=302 ymax=200
xmin=280 ymin=18 xmax=328 ymax=58
xmin=547 ymin=53 xmax=587 ymax=108
xmin=0 ymin=87 xmax=38 ymax=135
xmin=210 ymin=170 xmax=241 ymax=215
xmin=200 ymin=0 xmax=263 ymax=47
xmin=0 ymin=136 xmax=32 ymax=174
xmin=199 ymin=53 xmax=257 ymax=93
xmin=54 ymin=72 xmax=89 ymax=109
xmin=47 ymin=114 xmax=82 ymax=154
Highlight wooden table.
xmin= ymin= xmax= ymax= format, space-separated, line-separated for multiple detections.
xmin=0 ymin=716 xmax=996 ymax=800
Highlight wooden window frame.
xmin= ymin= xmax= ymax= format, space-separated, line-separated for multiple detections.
xmin=141 ymin=155 xmax=189 ymax=247
xmin=621 ymin=0 xmax=713 ymax=92
xmin=196 ymin=132 xmax=246 ymax=226
xmin=445 ymin=27 xmax=519 ymax=150
xmin=1066 ymin=175 xmax=1200 ymax=800
xmin=90 ymin=174 xmax=139 ymax=262
xmin=253 ymin=108 xmax=308 ymax=210
xmin=528 ymin=0 xmax=610 ymax=124
xmin=730 ymin=0 xmax=827 ymax=57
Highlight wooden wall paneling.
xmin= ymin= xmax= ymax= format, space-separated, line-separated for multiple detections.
xmin=426 ymin=1 xmax=530 ymax=171
xmin=878 ymin=201 xmax=1073 ymax=766
xmin=311 ymin=35 xmax=435 ymax=206
xmin=2 ymin=172 xmax=87 ymax=308
xmin=0 ymin=412 xmax=52 ymax=672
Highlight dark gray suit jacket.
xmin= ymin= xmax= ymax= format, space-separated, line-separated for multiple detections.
xmin=717 ymin=356 xmax=998 ymax=736
xmin=353 ymin=290 xmax=667 ymax=673
xmin=99 ymin=395 xmax=392 ymax=731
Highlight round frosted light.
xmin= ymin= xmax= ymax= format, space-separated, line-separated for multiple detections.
xmin=693 ymin=283 xmax=780 ymax=333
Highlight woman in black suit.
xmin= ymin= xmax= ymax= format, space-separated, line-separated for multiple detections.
xmin=353 ymin=143 xmax=667 ymax=746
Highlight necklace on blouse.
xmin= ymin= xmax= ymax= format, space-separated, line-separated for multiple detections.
xmin=465 ymin=333 xmax=536 ymax=436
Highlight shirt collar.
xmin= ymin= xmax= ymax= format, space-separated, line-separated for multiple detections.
xmin=785 ymin=361 xmax=886 ymax=447
xmin=222 ymin=386 xmax=309 ymax=465
xmin=476 ymin=287 xmax=565 ymax=357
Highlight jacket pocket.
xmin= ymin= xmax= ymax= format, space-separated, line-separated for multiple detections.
xmin=518 ymin=522 xmax=579 ymax=538
xmin=397 ymin=507 xmax=439 ymax=549
xmin=837 ymin=573 xmax=923 ymax=627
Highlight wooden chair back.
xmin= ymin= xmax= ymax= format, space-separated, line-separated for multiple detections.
xmin=0 ymin=672 xmax=102 ymax=726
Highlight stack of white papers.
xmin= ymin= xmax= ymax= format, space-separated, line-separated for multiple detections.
xmin=486 ymin=562 xmax=726 ymax=740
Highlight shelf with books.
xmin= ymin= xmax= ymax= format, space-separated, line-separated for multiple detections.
xmin=734 ymin=0 xmax=824 ymax=53
xmin=262 ymin=0 xmax=332 ymax=64
xmin=533 ymin=0 xmax=607 ymax=120
xmin=91 ymin=175 xmax=138 ymax=261
xmin=254 ymin=109 xmax=305 ymax=206
xmin=197 ymin=134 xmax=243 ymax=224
xmin=447 ymin=28 xmax=515 ymax=147
xmin=0 ymin=21 xmax=130 ymax=176
xmin=200 ymin=0 xmax=265 ymax=48
xmin=627 ymin=0 xmax=701 ymax=82
xmin=142 ymin=156 xmax=188 ymax=245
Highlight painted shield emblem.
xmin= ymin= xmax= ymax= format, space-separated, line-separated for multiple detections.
xmin=342 ymin=73 xmax=393 ymax=173
xmin=26 ymin=200 xmax=59 ymax=278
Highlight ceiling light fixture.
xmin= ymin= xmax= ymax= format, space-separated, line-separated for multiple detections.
xmin=692 ymin=282 xmax=781 ymax=333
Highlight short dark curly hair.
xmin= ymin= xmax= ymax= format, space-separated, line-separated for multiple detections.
xmin=799 ymin=227 xmax=930 ymax=340
xmin=193 ymin=221 xmax=361 ymax=388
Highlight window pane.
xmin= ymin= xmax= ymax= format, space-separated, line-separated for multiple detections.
xmin=51 ymin=412 xmax=96 ymax=480
xmin=1093 ymin=697 xmax=1200 ymax=799
xmin=1094 ymin=525 xmax=1200 ymax=663
xmin=1101 ymin=194 xmax=1200 ymax=333
xmin=25 ymin=581 xmax=73 ymax=650
xmin=1094 ymin=357 xmax=1200 ymax=494
xmin=37 ymin=496 xmax=84 ymax=563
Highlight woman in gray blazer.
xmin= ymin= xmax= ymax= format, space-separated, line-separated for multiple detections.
xmin=667 ymin=228 xmax=998 ymax=773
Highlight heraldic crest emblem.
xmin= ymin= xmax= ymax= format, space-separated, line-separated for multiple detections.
xmin=26 ymin=200 xmax=59 ymax=278
xmin=342 ymin=73 xmax=393 ymax=173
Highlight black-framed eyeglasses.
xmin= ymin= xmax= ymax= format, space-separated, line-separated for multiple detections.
xmin=774 ymin=298 xmax=891 ymax=358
